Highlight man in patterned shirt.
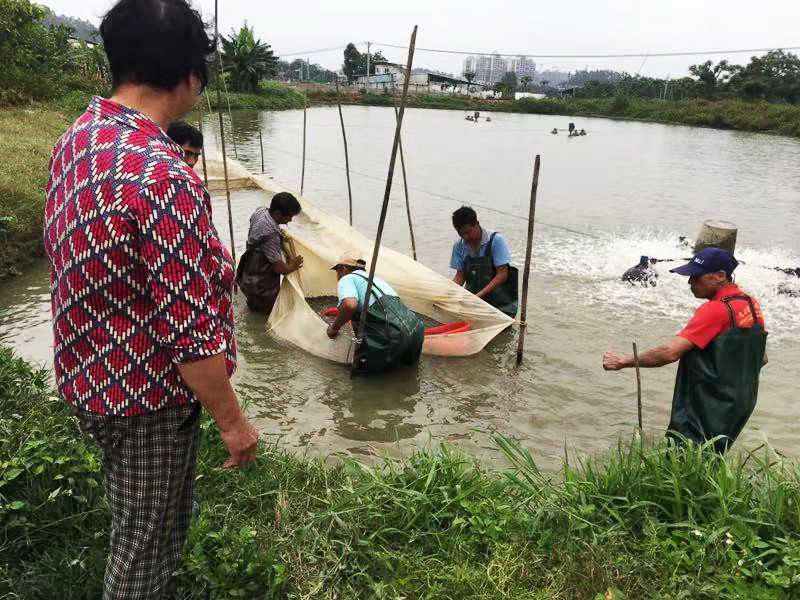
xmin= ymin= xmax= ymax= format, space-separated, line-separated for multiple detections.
xmin=43 ymin=1 xmax=257 ymax=597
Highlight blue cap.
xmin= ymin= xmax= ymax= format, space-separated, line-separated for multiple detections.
xmin=670 ymin=247 xmax=738 ymax=277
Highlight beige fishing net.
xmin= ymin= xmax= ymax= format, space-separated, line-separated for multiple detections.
xmin=200 ymin=154 xmax=515 ymax=364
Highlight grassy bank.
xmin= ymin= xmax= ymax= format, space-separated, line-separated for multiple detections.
xmin=306 ymin=88 xmax=800 ymax=137
xmin=2 ymin=346 xmax=800 ymax=599
xmin=0 ymin=107 xmax=72 ymax=279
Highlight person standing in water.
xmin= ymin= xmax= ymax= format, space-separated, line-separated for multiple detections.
xmin=450 ymin=206 xmax=518 ymax=317
xmin=237 ymin=192 xmax=304 ymax=315
xmin=327 ymin=252 xmax=424 ymax=374
xmin=167 ymin=120 xmax=203 ymax=169
xmin=603 ymin=248 xmax=768 ymax=453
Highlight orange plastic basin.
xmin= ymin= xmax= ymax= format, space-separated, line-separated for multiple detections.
xmin=424 ymin=321 xmax=471 ymax=336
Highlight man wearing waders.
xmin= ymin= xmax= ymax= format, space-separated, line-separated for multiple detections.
xmin=450 ymin=206 xmax=518 ymax=318
xmin=326 ymin=252 xmax=425 ymax=374
xmin=603 ymin=247 xmax=768 ymax=453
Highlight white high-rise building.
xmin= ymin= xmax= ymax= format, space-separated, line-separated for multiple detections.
xmin=508 ymin=56 xmax=536 ymax=80
xmin=472 ymin=53 xmax=507 ymax=84
xmin=462 ymin=56 xmax=477 ymax=77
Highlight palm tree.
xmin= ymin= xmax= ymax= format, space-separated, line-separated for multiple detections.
xmin=221 ymin=23 xmax=278 ymax=93
xmin=463 ymin=71 xmax=476 ymax=93
xmin=520 ymin=75 xmax=532 ymax=92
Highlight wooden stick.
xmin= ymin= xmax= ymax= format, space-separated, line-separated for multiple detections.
xmin=197 ymin=119 xmax=209 ymax=189
xmin=516 ymin=154 xmax=541 ymax=365
xmin=301 ymin=91 xmax=307 ymax=195
xmin=334 ymin=77 xmax=353 ymax=225
xmin=218 ymin=57 xmax=238 ymax=160
xmin=259 ymin=127 xmax=265 ymax=174
xmin=633 ymin=342 xmax=643 ymax=429
xmin=214 ymin=0 xmax=236 ymax=264
xmin=351 ymin=25 xmax=418 ymax=376
xmin=393 ymin=99 xmax=417 ymax=261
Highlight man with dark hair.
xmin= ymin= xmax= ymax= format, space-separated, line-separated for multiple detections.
xmin=450 ymin=206 xmax=518 ymax=317
xmin=167 ymin=120 xmax=203 ymax=168
xmin=43 ymin=1 xmax=258 ymax=598
xmin=326 ymin=251 xmax=424 ymax=373
xmin=237 ymin=192 xmax=304 ymax=314
xmin=604 ymin=248 xmax=768 ymax=453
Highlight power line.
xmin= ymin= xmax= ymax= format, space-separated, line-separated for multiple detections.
xmin=370 ymin=41 xmax=800 ymax=59
xmin=257 ymin=142 xmax=598 ymax=239
xmin=280 ymin=44 xmax=356 ymax=58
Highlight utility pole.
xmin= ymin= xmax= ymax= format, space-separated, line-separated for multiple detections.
xmin=366 ymin=41 xmax=371 ymax=78
xmin=663 ymin=74 xmax=670 ymax=101
xmin=307 ymin=58 xmax=311 ymax=82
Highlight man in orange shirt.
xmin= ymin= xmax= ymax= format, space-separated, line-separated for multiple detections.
xmin=604 ymin=247 xmax=768 ymax=452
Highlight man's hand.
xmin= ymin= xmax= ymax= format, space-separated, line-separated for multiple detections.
xmin=291 ymin=255 xmax=304 ymax=270
xmin=603 ymin=352 xmax=629 ymax=371
xmin=326 ymin=323 xmax=340 ymax=339
xmin=219 ymin=413 xmax=259 ymax=468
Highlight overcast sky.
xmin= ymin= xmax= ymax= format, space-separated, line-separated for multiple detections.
xmin=39 ymin=0 xmax=800 ymax=78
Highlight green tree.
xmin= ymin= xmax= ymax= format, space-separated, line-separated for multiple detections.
xmin=730 ymin=50 xmax=800 ymax=103
xmin=221 ymin=22 xmax=278 ymax=93
xmin=463 ymin=71 xmax=476 ymax=92
xmin=0 ymin=0 xmax=73 ymax=103
xmin=520 ymin=75 xmax=532 ymax=92
xmin=688 ymin=59 xmax=737 ymax=99
xmin=500 ymin=72 xmax=517 ymax=98
xmin=357 ymin=50 xmax=387 ymax=76
xmin=342 ymin=43 xmax=361 ymax=83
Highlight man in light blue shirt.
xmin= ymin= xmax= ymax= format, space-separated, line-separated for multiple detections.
xmin=450 ymin=206 xmax=518 ymax=317
xmin=326 ymin=251 xmax=424 ymax=373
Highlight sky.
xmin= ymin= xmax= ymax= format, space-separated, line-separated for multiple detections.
xmin=39 ymin=0 xmax=800 ymax=79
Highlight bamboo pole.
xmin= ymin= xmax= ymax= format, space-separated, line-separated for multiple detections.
xmin=516 ymin=154 xmax=541 ymax=365
xmin=633 ymin=342 xmax=643 ymax=430
xmin=393 ymin=99 xmax=417 ymax=261
xmin=259 ymin=127 xmax=265 ymax=174
xmin=219 ymin=61 xmax=238 ymax=160
xmin=351 ymin=25 xmax=418 ymax=376
xmin=300 ymin=91 xmax=307 ymax=195
xmin=214 ymin=0 xmax=236 ymax=265
xmin=197 ymin=119 xmax=209 ymax=189
xmin=334 ymin=77 xmax=353 ymax=226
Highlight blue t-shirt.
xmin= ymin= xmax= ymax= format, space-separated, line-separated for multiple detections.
xmin=338 ymin=269 xmax=398 ymax=310
xmin=450 ymin=228 xmax=512 ymax=272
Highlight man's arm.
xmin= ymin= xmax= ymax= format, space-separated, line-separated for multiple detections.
xmin=476 ymin=265 xmax=508 ymax=299
xmin=603 ymin=336 xmax=695 ymax=370
xmin=271 ymin=255 xmax=303 ymax=275
xmin=453 ymin=270 xmax=466 ymax=286
xmin=176 ymin=356 xmax=257 ymax=468
xmin=327 ymin=297 xmax=358 ymax=338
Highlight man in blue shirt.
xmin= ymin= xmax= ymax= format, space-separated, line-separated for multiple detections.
xmin=450 ymin=206 xmax=518 ymax=317
xmin=327 ymin=252 xmax=424 ymax=373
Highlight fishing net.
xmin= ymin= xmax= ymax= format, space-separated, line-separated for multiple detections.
xmin=200 ymin=154 xmax=515 ymax=364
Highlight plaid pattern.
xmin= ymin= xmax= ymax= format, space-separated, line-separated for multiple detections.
xmin=44 ymin=96 xmax=237 ymax=416
xmin=78 ymin=403 xmax=201 ymax=600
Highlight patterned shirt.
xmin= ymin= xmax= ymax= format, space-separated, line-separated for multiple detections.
xmin=44 ymin=97 xmax=236 ymax=416
xmin=246 ymin=206 xmax=282 ymax=262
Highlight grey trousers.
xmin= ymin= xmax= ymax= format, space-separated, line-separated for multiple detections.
xmin=77 ymin=402 xmax=201 ymax=600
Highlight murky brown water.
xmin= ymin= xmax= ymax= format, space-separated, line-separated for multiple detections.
xmin=2 ymin=106 xmax=799 ymax=466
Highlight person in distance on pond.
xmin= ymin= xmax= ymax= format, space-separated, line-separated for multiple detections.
xmin=42 ymin=1 xmax=258 ymax=598
xmin=622 ymin=255 xmax=658 ymax=286
xmin=450 ymin=206 xmax=518 ymax=317
xmin=603 ymin=247 xmax=768 ymax=453
xmin=167 ymin=119 xmax=203 ymax=169
xmin=326 ymin=251 xmax=424 ymax=374
xmin=237 ymin=192 xmax=304 ymax=315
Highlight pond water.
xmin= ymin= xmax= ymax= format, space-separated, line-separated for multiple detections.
xmin=2 ymin=105 xmax=799 ymax=467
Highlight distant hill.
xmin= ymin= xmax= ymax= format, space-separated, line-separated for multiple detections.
xmin=42 ymin=13 xmax=100 ymax=44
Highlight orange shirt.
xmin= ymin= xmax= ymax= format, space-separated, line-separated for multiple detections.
xmin=678 ymin=284 xmax=765 ymax=350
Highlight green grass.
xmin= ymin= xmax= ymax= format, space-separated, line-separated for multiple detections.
xmin=0 ymin=107 xmax=73 ymax=280
xmin=2 ymin=345 xmax=800 ymax=599
xmin=205 ymin=81 xmax=307 ymax=110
